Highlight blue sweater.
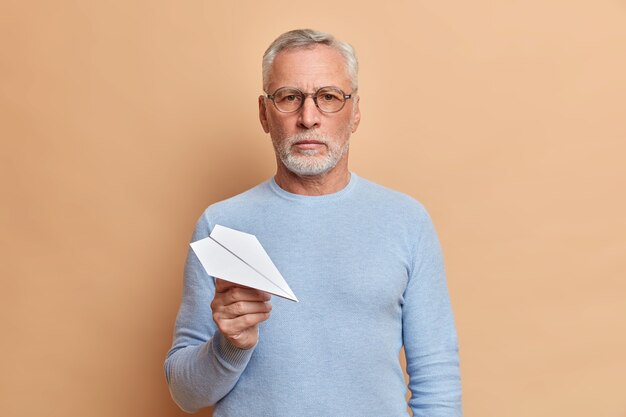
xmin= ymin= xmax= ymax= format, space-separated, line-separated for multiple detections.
xmin=165 ymin=174 xmax=462 ymax=416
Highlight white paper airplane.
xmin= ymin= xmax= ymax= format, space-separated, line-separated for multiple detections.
xmin=190 ymin=224 xmax=298 ymax=302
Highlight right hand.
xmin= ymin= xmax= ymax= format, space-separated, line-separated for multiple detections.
xmin=211 ymin=279 xmax=272 ymax=350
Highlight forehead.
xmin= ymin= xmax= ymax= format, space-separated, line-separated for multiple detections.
xmin=268 ymin=45 xmax=351 ymax=92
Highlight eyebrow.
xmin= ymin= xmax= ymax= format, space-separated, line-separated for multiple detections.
xmin=272 ymin=85 xmax=345 ymax=93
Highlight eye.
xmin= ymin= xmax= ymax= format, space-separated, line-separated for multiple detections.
xmin=317 ymin=89 xmax=342 ymax=102
xmin=274 ymin=89 xmax=302 ymax=103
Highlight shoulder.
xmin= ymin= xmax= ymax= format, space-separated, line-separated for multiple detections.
xmin=191 ymin=179 xmax=275 ymax=239
xmin=353 ymin=174 xmax=430 ymax=220
xmin=351 ymin=175 xmax=441 ymax=269
xmin=207 ymin=180 xmax=273 ymax=213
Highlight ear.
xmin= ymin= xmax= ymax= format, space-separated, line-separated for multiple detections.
xmin=351 ymin=95 xmax=361 ymax=133
xmin=259 ymin=95 xmax=270 ymax=133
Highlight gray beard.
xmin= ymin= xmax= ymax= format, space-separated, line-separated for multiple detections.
xmin=273 ymin=132 xmax=350 ymax=176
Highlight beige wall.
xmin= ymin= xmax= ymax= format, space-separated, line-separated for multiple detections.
xmin=1 ymin=1 xmax=625 ymax=416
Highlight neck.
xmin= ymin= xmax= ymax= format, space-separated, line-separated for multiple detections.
xmin=274 ymin=161 xmax=351 ymax=196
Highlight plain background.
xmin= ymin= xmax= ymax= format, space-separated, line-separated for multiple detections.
xmin=1 ymin=1 xmax=625 ymax=416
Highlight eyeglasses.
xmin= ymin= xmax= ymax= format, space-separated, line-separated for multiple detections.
xmin=266 ymin=86 xmax=355 ymax=113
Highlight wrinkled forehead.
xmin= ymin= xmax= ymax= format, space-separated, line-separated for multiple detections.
xmin=267 ymin=45 xmax=352 ymax=92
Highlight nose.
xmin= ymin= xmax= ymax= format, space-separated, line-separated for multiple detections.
xmin=297 ymin=95 xmax=321 ymax=129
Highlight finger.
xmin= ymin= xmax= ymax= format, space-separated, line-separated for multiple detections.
xmin=211 ymin=292 xmax=269 ymax=314
xmin=215 ymin=279 xmax=269 ymax=297
xmin=215 ymin=278 xmax=247 ymax=292
xmin=214 ymin=300 xmax=272 ymax=320
xmin=219 ymin=312 xmax=272 ymax=335
xmin=215 ymin=280 xmax=271 ymax=303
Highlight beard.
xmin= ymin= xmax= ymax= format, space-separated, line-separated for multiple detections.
xmin=272 ymin=131 xmax=350 ymax=176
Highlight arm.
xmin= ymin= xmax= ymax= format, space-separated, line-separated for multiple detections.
xmin=403 ymin=208 xmax=463 ymax=417
xmin=164 ymin=214 xmax=271 ymax=413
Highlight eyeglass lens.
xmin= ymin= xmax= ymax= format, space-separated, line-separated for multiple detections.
xmin=272 ymin=87 xmax=347 ymax=113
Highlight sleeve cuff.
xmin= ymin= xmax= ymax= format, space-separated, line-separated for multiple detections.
xmin=212 ymin=332 xmax=256 ymax=370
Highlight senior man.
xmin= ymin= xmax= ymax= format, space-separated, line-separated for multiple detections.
xmin=165 ymin=29 xmax=462 ymax=417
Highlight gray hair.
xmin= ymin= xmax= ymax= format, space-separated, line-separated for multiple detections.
xmin=262 ymin=29 xmax=358 ymax=92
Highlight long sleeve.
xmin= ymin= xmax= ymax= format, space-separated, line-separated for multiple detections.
xmin=164 ymin=175 xmax=463 ymax=416
xmin=164 ymin=212 xmax=255 ymax=413
xmin=403 ymin=208 xmax=463 ymax=417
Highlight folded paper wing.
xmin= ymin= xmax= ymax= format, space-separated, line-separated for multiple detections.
xmin=190 ymin=224 xmax=298 ymax=302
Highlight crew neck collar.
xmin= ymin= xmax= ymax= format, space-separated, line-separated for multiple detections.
xmin=269 ymin=172 xmax=358 ymax=202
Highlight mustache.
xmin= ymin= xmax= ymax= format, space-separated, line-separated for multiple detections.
xmin=284 ymin=131 xmax=330 ymax=145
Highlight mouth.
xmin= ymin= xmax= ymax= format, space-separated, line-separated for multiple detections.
xmin=293 ymin=139 xmax=326 ymax=150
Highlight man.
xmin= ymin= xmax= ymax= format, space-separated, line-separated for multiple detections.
xmin=165 ymin=29 xmax=462 ymax=417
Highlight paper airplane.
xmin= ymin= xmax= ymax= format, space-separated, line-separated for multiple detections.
xmin=190 ymin=224 xmax=298 ymax=302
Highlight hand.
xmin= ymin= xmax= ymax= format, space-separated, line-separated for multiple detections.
xmin=211 ymin=279 xmax=272 ymax=350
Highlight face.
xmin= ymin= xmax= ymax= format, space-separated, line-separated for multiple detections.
xmin=259 ymin=45 xmax=361 ymax=177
